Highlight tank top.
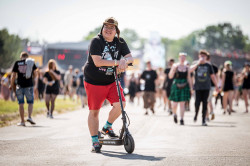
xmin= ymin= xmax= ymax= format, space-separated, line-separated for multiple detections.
xmin=175 ymin=66 xmax=188 ymax=79
xmin=242 ymin=72 xmax=250 ymax=89
xmin=223 ymin=70 xmax=234 ymax=91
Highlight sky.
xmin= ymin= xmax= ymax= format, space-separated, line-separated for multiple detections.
xmin=0 ymin=0 xmax=250 ymax=43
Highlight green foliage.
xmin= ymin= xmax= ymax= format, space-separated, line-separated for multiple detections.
xmin=162 ymin=31 xmax=200 ymax=61
xmin=197 ymin=23 xmax=247 ymax=51
xmin=0 ymin=28 xmax=22 ymax=69
xmin=0 ymin=98 xmax=81 ymax=127
xmin=121 ymin=28 xmax=142 ymax=49
xmin=84 ymin=26 xmax=102 ymax=40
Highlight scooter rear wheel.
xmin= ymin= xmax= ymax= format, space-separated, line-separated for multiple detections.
xmin=124 ymin=133 xmax=135 ymax=154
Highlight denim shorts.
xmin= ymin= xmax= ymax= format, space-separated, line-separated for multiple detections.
xmin=16 ymin=86 xmax=34 ymax=104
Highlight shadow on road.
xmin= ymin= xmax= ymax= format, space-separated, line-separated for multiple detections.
xmin=210 ymin=121 xmax=237 ymax=124
xmin=185 ymin=124 xmax=236 ymax=128
xmin=101 ymin=150 xmax=165 ymax=161
xmin=51 ymin=118 xmax=70 ymax=120
xmin=26 ymin=125 xmax=50 ymax=128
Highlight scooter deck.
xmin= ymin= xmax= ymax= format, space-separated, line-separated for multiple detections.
xmin=99 ymin=138 xmax=123 ymax=146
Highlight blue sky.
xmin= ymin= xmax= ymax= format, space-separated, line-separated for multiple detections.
xmin=0 ymin=0 xmax=249 ymax=42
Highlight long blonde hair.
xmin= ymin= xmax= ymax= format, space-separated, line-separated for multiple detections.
xmin=47 ymin=59 xmax=57 ymax=80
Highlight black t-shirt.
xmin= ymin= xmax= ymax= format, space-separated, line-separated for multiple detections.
xmin=72 ymin=75 xmax=78 ymax=87
xmin=164 ymin=68 xmax=174 ymax=89
xmin=78 ymin=74 xmax=85 ymax=88
xmin=12 ymin=59 xmax=37 ymax=88
xmin=210 ymin=64 xmax=218 ymax=87
xmin=44 ymin=70 xmax=60 ymax=91
xmin=194 ymin=63 xmax=214 ymax=90
xmin=84 ymin=34 xmax=131 ymax=85
xmin=141 ymin=70 xmax=158 ymax=92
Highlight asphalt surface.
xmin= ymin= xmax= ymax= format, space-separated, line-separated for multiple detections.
xmin=0 ymin=98 xmax=250 ymax=166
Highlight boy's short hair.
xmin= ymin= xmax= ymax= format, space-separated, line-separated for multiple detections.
xmin=169 ymin=59 xmax=175 ymax=62
xmin=20 ymin=52 xmax=29 ymax=58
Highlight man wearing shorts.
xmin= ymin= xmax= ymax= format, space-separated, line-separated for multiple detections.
xmin=11 ymin=52 xmax=37 ymax=126
xmin=83 ymin=17 xmax=133 ymax=153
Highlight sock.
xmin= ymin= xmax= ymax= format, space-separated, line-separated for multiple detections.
xmin=103 ymin=121 xmax=112 ymax=129
xmin=91 ymin=135 xmax=99 ymax=143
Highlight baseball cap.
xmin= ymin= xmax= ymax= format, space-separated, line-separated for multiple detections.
xmin=103 ymin=17 xmax=118 ymax=27
xmin=179 ymin=52 xmax=187 ymax=56
xmin=225 ymin=60 xmax=232 ymax=66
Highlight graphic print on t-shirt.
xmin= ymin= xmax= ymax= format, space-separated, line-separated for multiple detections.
xmin=17 ymin=61 xmax=27 ymax=76
xmin=101 ymin=45 xmax=117 ymax=60
xmin=197 ymin=66 xmax=209 ymax=82
xmin=100 ymin=43 xmax=118 ymax=75
xmin=145 ymin=74 xmax=151 ymax=80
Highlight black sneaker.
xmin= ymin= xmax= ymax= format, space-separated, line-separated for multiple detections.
xmin=91 ymin=142 xmax=101 ymax=153
xmin=202 ymin=122 xmax=208 ymax=126
xmin=150 ymin=108 xmax=155 ymax=114
xmin=194 ymin=116 xmax=197 ymax=122
xmin=101 ymin=127 xmax=118 ymax=138
xmin=27 ymin=118 xmax=36 ymax=125
xmin=180 ymin=119 xmax=184 ymax=125
xmin=173 ymin=115 xmax=178 ymax=123
xmin=169 ymin=109 xmax=173 ymax=115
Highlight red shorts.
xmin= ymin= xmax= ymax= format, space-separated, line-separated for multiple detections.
xmin=84 ymin=81 xmax=126 ymax=110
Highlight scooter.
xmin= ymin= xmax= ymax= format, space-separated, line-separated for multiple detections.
xmin=98 ymin=64 xmax=135 ymax=154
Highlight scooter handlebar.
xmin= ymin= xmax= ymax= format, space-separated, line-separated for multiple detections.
xmin=100 ymin=63 xmax=133 ymax=69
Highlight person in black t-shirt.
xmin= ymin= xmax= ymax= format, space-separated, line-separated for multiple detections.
xmin=37 ymin=69 xmax=45 ymax=100
xmin=83 ymin=17 xmax=133 ymax=153
xmin=43 ymin=59 xmax=61 ymax=119
xmin=11 ymin=52 xmax=37 ymax=126
xmin=190 ymin=50 xmax=218 ymax=126
xmin=77 ymin=66 xmax=87 ymax=108
xmin=128 ymin=73 xmax=137 ymax=103
xmin=71 ymin=68 xmax=79 ymax=101
xmin=163 ymin=59 xmax=175 ymax=114
xmin=140 ymin=61 xmax=158 ymax=115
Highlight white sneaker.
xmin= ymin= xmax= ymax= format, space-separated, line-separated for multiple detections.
xmin=27 ymin=118 xmax=36 ymax=125
xmin=17 ymin=122 xmax=26 ymax=127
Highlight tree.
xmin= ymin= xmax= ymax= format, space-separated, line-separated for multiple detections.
xmin=197 ymin=23 xmax=247 ymax=51
xmin=83 ymin=26 xmax=102 ymax=40
xmin=162 ymin=31 xmax=200 ymax=61
xmin=121 ymin=28 xmax=145 ymax=50
xmin=0 ymin=29 xmax=22 ymax=69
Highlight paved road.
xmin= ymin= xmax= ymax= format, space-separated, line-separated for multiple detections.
xmin=0 ymin=98 xmax=250 ymax=166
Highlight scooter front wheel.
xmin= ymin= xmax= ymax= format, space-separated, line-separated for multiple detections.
xmin=124 ymin=133 xmax=135 ymax=154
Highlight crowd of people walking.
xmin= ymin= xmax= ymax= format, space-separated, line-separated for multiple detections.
xmin=0 ymin=51 xmax=88 ymax=126
xmin=126 ymin=50 xmax=250 ymax=127
xmin=1 ymin=50 xmax=249 ymax=128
